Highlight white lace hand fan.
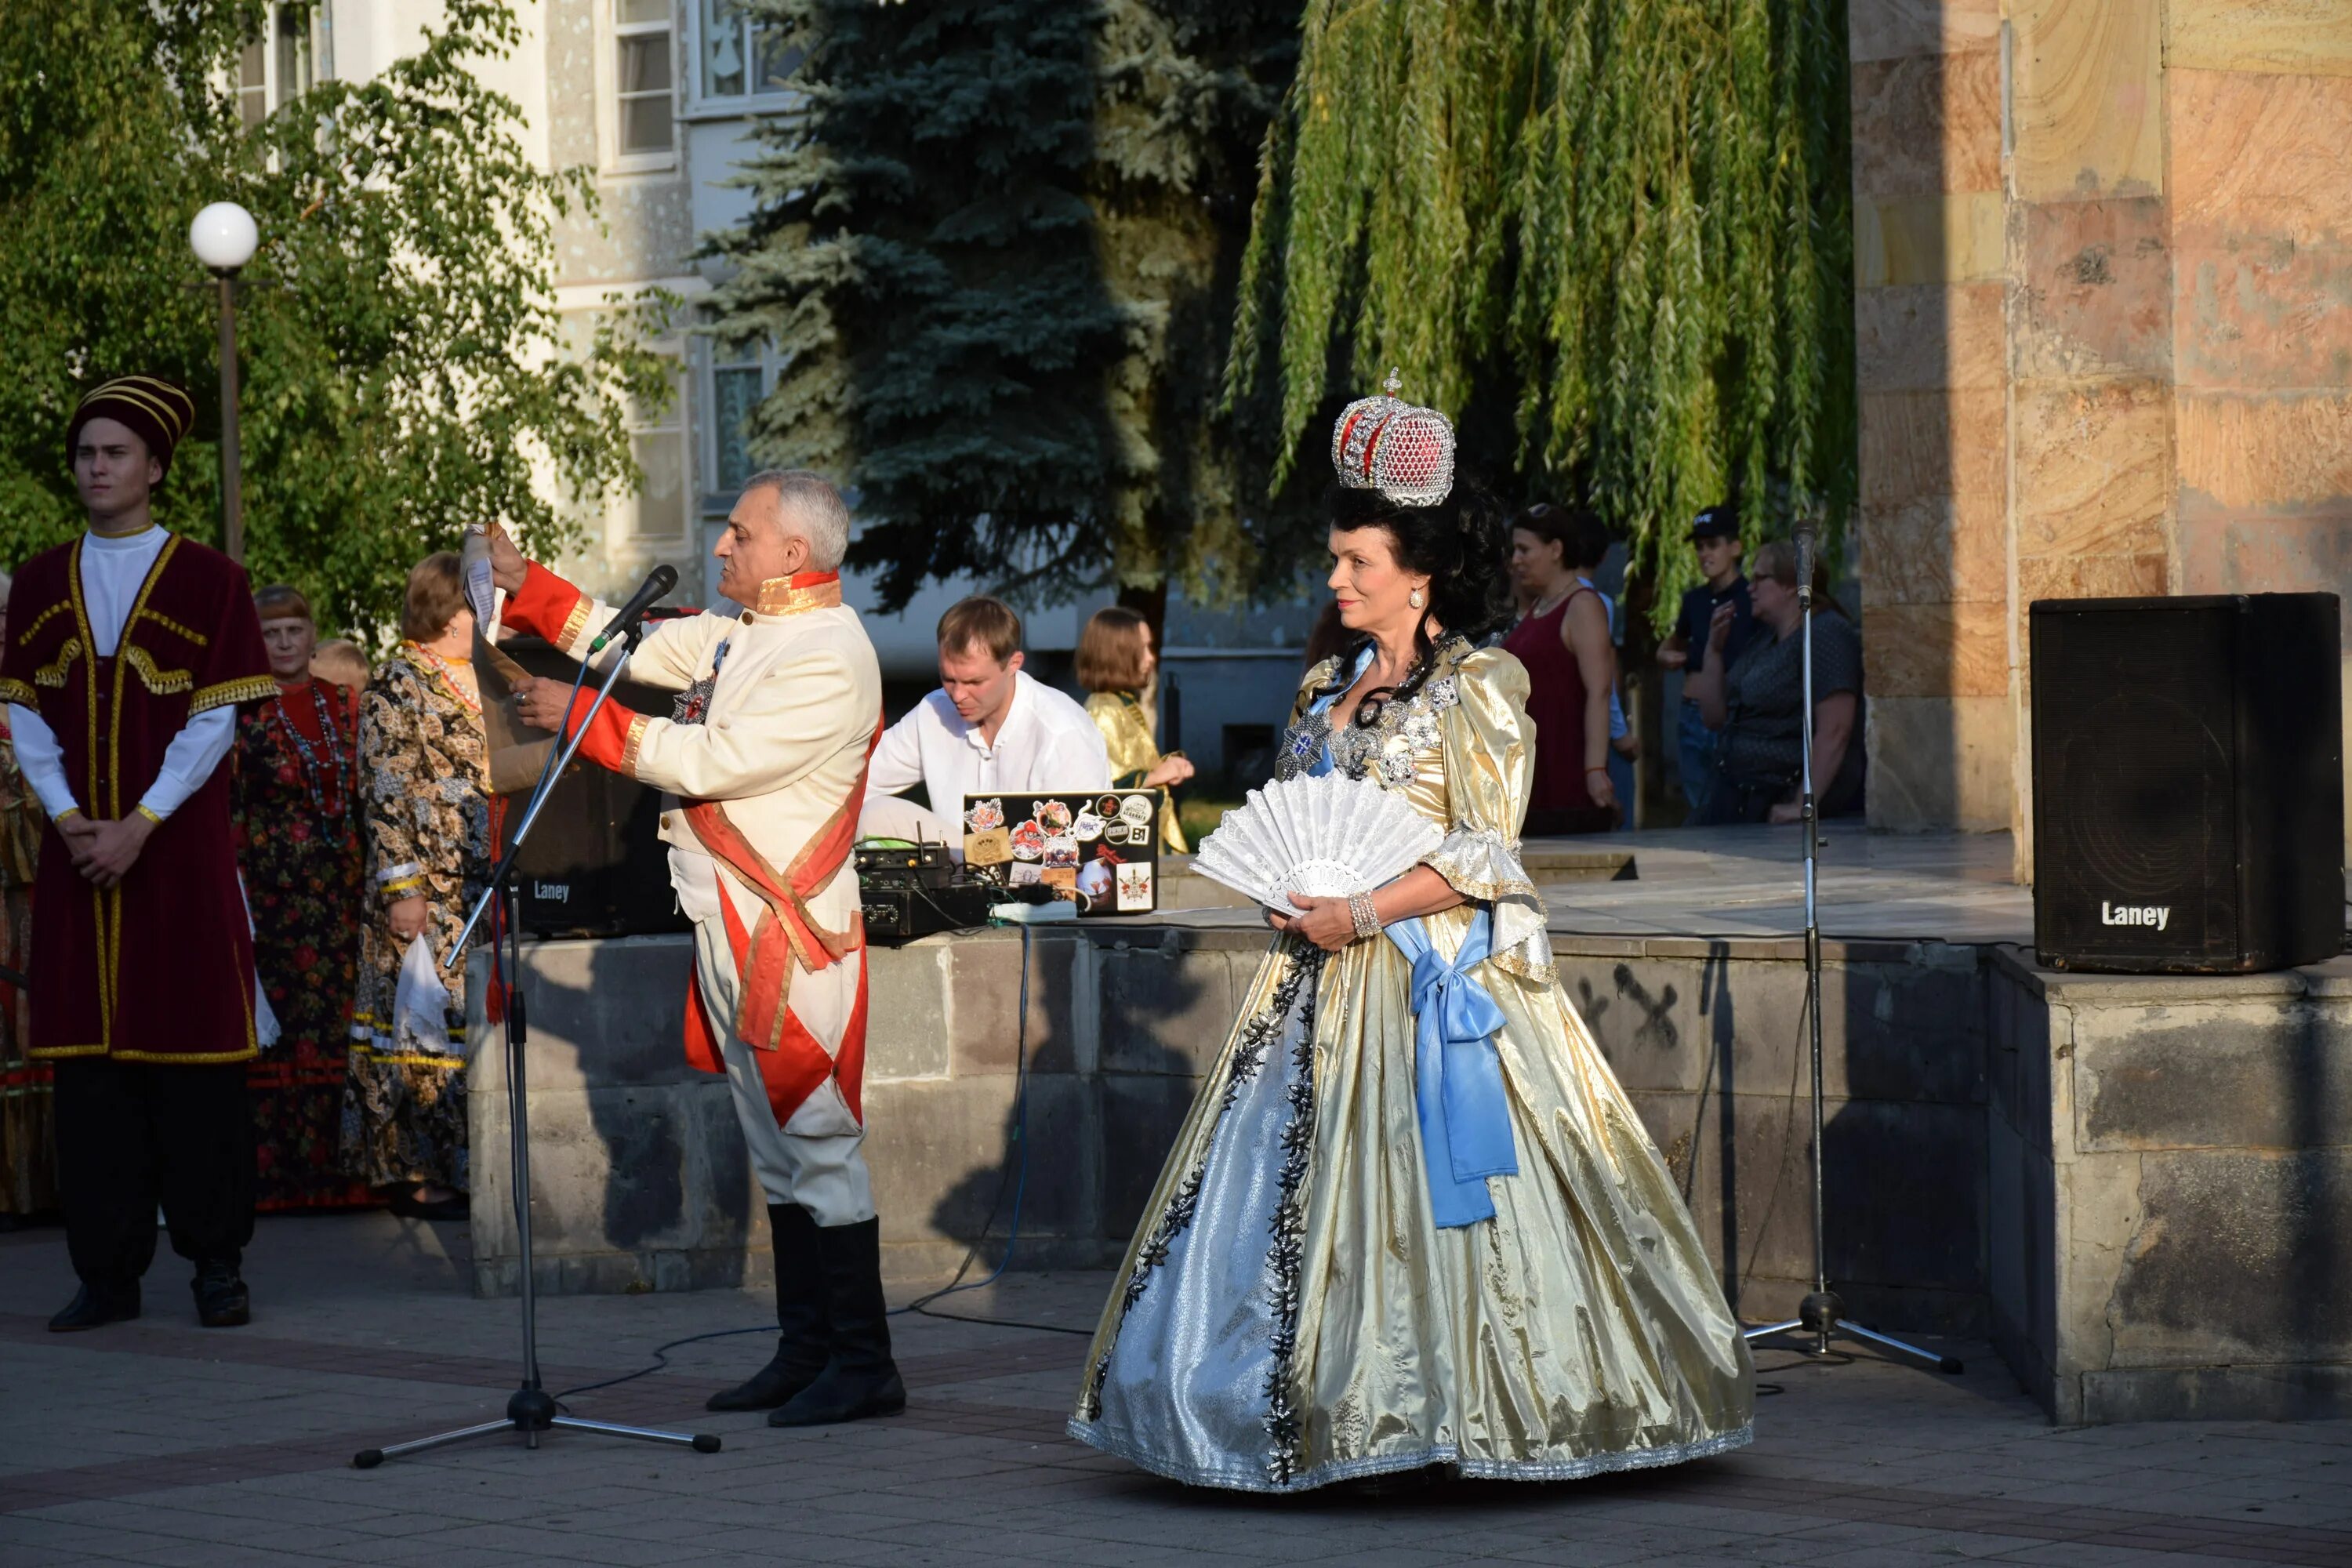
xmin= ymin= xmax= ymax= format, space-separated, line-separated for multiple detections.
xmin=1192 ymin=773 xmax=1441 ymax=917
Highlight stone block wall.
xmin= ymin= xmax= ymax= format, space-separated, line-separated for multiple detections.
xmin=1987 ymin=949 xmax=2352 ymax=1422
xmin=468 ymin=927 xmax=1998 ymax=1335
xmin=1850 ymin=0 xmax=2352 ymax=849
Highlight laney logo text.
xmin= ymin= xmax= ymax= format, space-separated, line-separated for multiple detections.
xmin=2100 ymin=901 xmax=2169 ymax=931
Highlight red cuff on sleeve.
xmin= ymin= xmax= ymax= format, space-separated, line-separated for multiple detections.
xmin=503 ymin=561 xmax=589 ymax=649
xmin=564 ymin=688 xmax=645 ymax=777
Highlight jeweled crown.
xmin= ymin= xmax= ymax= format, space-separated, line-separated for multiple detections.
xmin=1330 ymin=370 xmax=1456 ymax=506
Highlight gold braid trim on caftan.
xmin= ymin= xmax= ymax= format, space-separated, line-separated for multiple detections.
xmin=1070 ymin=643 xmax=1752 ymax=1490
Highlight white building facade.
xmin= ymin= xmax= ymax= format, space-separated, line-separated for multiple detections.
xmin=267 ymin=1 xmax=1311 ymax=777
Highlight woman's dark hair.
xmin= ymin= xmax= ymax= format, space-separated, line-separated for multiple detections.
xmin=1313 ymin=477 xmax=1512 ymax=722
xmin=1515 ymin=502 xmax=1610 ymax=572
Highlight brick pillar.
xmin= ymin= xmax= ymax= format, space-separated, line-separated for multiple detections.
xmin=1851 ymin=0 xmax=2011 ymax=831
xmin=1852 ymin=0 xmax=2352 ymax=860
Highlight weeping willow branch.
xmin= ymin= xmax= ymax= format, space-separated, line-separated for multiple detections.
xmin=1229 ymin=0 xmax=1853 ymax=622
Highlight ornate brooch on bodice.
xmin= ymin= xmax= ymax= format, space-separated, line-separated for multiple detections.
xmin=1274 ymin=653 xmax=1464 ymax=790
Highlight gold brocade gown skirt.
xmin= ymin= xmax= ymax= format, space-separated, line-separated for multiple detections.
xmin=1069 ymin=910 xmax=1754 ymax=1491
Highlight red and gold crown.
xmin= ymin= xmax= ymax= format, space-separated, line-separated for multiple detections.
xmin=1330 ymin=370 xmax=1455 ymax=506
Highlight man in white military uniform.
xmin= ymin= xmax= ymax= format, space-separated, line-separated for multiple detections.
xmin=488 ymin=471 xmax=902 ymax=1428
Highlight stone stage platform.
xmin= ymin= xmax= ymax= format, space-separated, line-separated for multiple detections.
xmin=464 ymin=826 xmax=2351 ymax=1426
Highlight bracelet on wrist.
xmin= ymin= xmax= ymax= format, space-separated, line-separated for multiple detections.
xmin=1348 ymin=889 xmax=1381 ymax=941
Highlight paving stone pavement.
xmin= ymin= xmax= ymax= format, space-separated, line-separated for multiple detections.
xmin=4 ymin=1211 xmax=2350 ymax=1567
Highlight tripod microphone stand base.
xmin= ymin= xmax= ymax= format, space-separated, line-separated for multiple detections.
xmin=353 ymin=1387 xmax=720 ymax=1468
xmin=1744 ymin=1289 xmax=1965 ymax=1375
xmin=355 ymin=633 xmax=720 ymax=1471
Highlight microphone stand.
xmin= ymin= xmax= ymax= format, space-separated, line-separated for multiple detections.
xmin=1741 ymin=521 xmax=1962 ymax=1379
xmin=356 ymin=614 xmax=717 ymax=1468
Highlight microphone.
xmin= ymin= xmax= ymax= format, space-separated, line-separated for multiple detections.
xmin=1793 ymin=513 xmax=1816 ymax=610
xmin=587 ymin=564 xmax=679 ymax=654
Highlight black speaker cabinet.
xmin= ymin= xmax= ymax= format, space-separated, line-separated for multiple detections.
xmin=2030 ymin=593 xmax=2343 ymax=974
xmin=500 ymin=637 xmax=692 ymax=940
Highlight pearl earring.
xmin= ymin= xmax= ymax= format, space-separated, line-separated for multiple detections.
xmin=1409 ymin=587 xmax=1426 ymax=610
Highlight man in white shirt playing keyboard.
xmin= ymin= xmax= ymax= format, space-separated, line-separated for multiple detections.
xmin=858 ymin=597 xmax=1110 ymax=845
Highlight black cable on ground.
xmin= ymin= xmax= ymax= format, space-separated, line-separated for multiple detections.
xmin=557 ymin=923 xmax=1081 ymax=1407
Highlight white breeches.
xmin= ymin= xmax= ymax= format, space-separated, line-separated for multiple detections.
xmin=689 ymin=914 xmax=875 ymax=1227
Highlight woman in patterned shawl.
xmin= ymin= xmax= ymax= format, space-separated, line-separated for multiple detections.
xmin=1069 ymin=396 xmax=1752 ymax=1491
xmin=342 ymin=554 xmax=488 ymax=1219
xmin=233 ymin=586 xmax=371 ymax=1210
xmin=0 ymin=568 xmax=56 ymax=1221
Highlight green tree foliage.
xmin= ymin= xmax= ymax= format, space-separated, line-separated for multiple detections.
xmin=1229 ymin=0 xmax=1854 ymax=620
xmin=706 ymin=0 xmax=1298 ymax=614
xmin=0 ymin=0 xmax=666 ymax=642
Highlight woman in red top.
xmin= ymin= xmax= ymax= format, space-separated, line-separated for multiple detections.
xmin=1502 ymin=504 xmax=1620 ymax=833
xmin=233 ymin=586 xmax=370 ymax=1210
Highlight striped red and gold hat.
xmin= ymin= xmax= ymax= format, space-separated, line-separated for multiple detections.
xmin=66 ymin=376 xmax=198 ymax=479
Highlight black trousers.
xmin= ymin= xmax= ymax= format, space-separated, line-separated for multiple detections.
xmin=53 ymin=1057 xmax=255 ymax=1287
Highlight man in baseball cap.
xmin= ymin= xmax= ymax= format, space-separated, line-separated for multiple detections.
xmin=1657 ymin=504 xmax=1757 ymax=820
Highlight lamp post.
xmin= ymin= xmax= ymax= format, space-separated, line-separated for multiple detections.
xmin=189 ymin=201 xmax=258 ymax=563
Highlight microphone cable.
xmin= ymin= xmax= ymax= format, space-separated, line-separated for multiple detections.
xmin=552 ymin=920 xmax=1081 ymax=1409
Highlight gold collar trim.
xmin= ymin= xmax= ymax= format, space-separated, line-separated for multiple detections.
xmin=753 ymin=571 xmax=843 ymax=617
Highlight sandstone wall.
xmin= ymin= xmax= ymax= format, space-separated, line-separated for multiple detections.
xmin=1852 ymin=0 xmax=2352 ymax=849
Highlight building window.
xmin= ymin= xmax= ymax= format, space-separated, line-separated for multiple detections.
xmin=626 ymin=357 xmax=688 ymax=541
xmin=238 ymin=2 xmax=316 ymax=128
xmin=698 ymin=0 xmax=796 ymax=101
xmin=709 ymin=337 xmax=767 ymax=497
xmin=615 ymin=0 xmax=676 ymax=157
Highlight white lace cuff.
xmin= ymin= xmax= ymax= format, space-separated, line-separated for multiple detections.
xmin=1422 ymin=825 xmax=1555 ymax=982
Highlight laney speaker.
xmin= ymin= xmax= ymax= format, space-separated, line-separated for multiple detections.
xmin=499 ymin=635 xmax=693 ymax=940
xmin=2030 ymin=593 xmax=2344 ymax=974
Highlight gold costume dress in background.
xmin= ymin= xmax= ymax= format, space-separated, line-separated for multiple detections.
xmin=1070 ymin=639 xmax=1751 ymax=1490
xmin=0 ymin=722 xmax=54 ymax=1216
xmin=1084 ymin=690 xmax=1186 ymax=853
xmin=342 ymin=646 xmax=488 ymax=1192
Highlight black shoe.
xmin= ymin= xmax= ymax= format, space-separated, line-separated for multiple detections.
xmin=48 ymin=1281 xmax=140 ymax=1332
xmin=768 ymin=1217 xmax=906 ymax=1428
xmin=193 ymin=1260 xmax=250 ymax=1328
xmin=708 ymin=1203 xmax=830 ymax=1412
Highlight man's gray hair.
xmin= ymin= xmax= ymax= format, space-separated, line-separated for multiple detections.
xmin=744 ymin=470 xmax=850 ymax=573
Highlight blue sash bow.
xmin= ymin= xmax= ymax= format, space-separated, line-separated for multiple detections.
xmin=1386 ymin=909 xmax=1519 ymax=1227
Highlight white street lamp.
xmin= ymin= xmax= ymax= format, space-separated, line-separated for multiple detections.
xmin=189 ymin=201 xmax=258 ymax=562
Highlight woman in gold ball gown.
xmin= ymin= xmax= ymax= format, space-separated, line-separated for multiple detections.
xmin=1069 ymin=399 xmax=1751 ymax=1492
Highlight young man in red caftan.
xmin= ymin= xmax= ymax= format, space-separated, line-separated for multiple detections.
xmin=0 ymin=377 xmax=276 ymax=1330
xmin=487 ymin=469 xmax=904 ymax=1427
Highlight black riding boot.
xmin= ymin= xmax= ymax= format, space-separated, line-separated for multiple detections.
xmin=768 ymin=1216 xmax=905 ymax=1427
xmin=706 ymin=1203 xmax=829 ymax=1411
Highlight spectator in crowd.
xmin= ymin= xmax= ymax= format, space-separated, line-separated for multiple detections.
xmin=1565 ymin=517 xmax=1640 ymax=829
xmin=1687 ymin=539 xmax=1863 ymax=824
xmin=310 ymin=638 xmax=371 ymax=692
xmin=1658 ymin=506 xmax=1758 ymax=820
xmin=234 ymin=586 xmax=371 ymax=1211
xmin=343 ymin=554 xmax=488 ymax=1220
xmin=1502 ymin=503 xmax=1619 ymax=833
xmin=0 ymin=568 xmax=56 ymax=1224
xmin=860 ymin=596 xmax=1109 ymax=845
xmin=1076 ymin=608 xmax=1194 ymax=852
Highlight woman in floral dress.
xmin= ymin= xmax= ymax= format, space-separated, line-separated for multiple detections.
xmin=342 ymin=554 xmax=488 ymax=1218
xmin=234 ymin=586 xmax=371 ymax=1210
